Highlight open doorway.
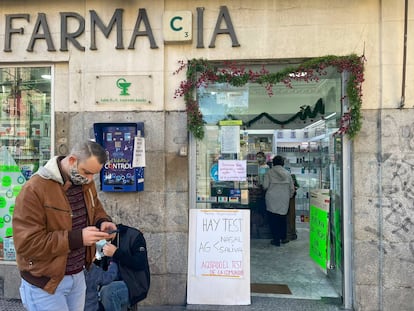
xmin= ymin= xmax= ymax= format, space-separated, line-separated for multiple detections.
xmin=189 ymin=61 xmax=347 ymax=304
xmin=247 ymin=127 xmax=342 ymax=301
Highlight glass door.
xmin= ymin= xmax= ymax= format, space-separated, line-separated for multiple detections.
xmin=326 ymin=132 xmax=343 ymax=296
xmin=305 ymin=121 xmax=344 ymax=298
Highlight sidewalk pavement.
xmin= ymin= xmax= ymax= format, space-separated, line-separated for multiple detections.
xmin=0 ymin=296 xmax=349 ymax=311
xmin=0 ymin=298 xmax=24 ymax=311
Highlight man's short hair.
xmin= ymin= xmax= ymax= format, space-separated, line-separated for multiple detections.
xmin=71 ymin=141 xmax=107 ymax=164
xmin=273 ymin=155 xmax=284 ymax=166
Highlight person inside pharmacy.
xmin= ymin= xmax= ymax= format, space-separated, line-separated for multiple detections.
xmin=12 ymin=140 xmax=117 ymax=311
xmin=256 ymin=151 xmax=270 ymax=186
xmin=263 ymin=155 xmax=296 ymax=247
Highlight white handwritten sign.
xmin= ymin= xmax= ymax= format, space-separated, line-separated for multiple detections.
xmin=218 ymin=160 xmax=246 ymax=181
xmin=196 ymin=210 xmax=244 ymax=277
xmin=132 ymin=136 xmax=146 ymax=167
xmin=187 ymin=209 xmax=251 ymax=305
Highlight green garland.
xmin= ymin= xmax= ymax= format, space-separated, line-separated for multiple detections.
xmin=174 ymin=54 xmax=365 ymax=140
xmin=246 ymin=98 xmax=324 ymax=127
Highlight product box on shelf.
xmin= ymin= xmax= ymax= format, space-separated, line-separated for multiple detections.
xmin=3 ymin=236 xmax=16 ymax=261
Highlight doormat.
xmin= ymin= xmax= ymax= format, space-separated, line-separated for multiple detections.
xmin=251 ymin=283 xmax=292 ymax=295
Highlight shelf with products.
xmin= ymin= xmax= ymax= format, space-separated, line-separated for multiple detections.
xmin=277 ymin=140 xmax=327 ymax=223
xmin=240 ymin=130 xmax=273 ymax=161
xmin=0 ymin=136 xmax=41 ymax=141
xmin=1 ymin=140 xmax=42 ymax=180
xmin=0 ymin=118 xmax=51 ymax=180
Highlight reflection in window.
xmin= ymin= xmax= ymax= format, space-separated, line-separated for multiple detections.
xmin=1 ymin=67 xmax=52 ymax=177
xmin=0 ymin=67 xmax=52 ymax=247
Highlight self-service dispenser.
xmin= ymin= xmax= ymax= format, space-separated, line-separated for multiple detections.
xmin=94 ymin=122 xmax=145 ymax=192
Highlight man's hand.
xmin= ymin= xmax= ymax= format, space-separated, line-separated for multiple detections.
xmin=100 ymin=221 xmax=118 ymax=240
xmin=100 ymin=221 xmax=117 ymax=233
xmin=82 ymin=226 xmax=111 ymax=246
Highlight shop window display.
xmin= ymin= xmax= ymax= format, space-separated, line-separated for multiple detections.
xmin=0 ymin=66 xmax=52 ymax=258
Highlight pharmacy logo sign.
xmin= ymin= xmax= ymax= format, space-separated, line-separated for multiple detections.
xmin=116 ymin=78 xmax=131 ymax=96
xmin=95 ymin=75 xmax=152 ymax=104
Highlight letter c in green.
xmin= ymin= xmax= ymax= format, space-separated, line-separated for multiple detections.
xmin=170 ymin=16 xmax=183 ymax=31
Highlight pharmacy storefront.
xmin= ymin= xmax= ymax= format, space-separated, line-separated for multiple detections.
xmin=0 ymin=2 xmax=413 ymax=311
xmin=185 ymin=60 xmax=354 ymax=307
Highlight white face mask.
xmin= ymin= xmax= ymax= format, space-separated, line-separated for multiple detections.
xmin=69 ymin=163 xmax=90 ymax=185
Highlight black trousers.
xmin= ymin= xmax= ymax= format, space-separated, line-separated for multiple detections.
xmin=267 ymin=211 xmax=287 ymax=243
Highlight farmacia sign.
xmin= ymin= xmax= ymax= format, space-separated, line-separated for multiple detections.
xmin=3 ymin=6 xmax=240 ymax=52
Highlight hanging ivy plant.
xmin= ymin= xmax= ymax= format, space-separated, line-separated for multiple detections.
xmin=174 ymin=54 xmax=365 ymax=140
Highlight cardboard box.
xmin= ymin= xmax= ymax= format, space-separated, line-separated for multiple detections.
xmin=3 ymin=236 xmax=16 ymax=261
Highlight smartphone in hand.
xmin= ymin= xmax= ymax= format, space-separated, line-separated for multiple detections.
xmin=106 ymin=229 xmax=119 ymax=234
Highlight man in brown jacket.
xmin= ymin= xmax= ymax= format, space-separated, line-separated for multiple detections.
xmin=13 ymin=140 xmax=116 ymax=311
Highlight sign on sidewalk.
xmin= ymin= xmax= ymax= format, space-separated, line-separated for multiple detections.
xmin=187 ymin=209 xmax=251 ymax=305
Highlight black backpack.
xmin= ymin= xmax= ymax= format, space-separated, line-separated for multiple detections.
xmin=129 ymin=228 xmax=151 ymax=303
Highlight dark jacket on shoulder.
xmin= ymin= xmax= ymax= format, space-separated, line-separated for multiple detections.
xmin=111 ymin=224 xmax=150 ymax=306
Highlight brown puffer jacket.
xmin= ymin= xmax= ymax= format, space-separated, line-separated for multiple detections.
xmin=12 ymin=156 xmax=111 ymax=294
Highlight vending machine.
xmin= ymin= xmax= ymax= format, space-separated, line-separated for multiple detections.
xmin=93 ymin=122 xmax=145 ymax=192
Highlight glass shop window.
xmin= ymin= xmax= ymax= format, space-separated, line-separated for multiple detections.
xmin=194 ymin=84 xmax=251 ymax=210
xmin=193 ymin=65 xmax=342 ymax=211
xmin=0 ymin=66 xmax=52 ymax=254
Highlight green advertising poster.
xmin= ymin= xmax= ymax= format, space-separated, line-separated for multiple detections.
xmin=309 ymin=205 xmax=329 ymax=270
xmin=335 ymin=209 xmax=341 ymax=266
xmin=0 ymin=147 xmax=26 ymax=242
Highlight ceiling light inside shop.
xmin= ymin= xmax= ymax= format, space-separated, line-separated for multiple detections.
xmin=324 ymin=112 xmax=336 ymax=120
xmin=303 ymin=113 xmax=337 ymax=129
xmin=41 ymin=74 xmax=51 ymax=80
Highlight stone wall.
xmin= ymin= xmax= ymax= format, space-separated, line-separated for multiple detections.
xmin=353 ymin=109 xmax=414 ymax=311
